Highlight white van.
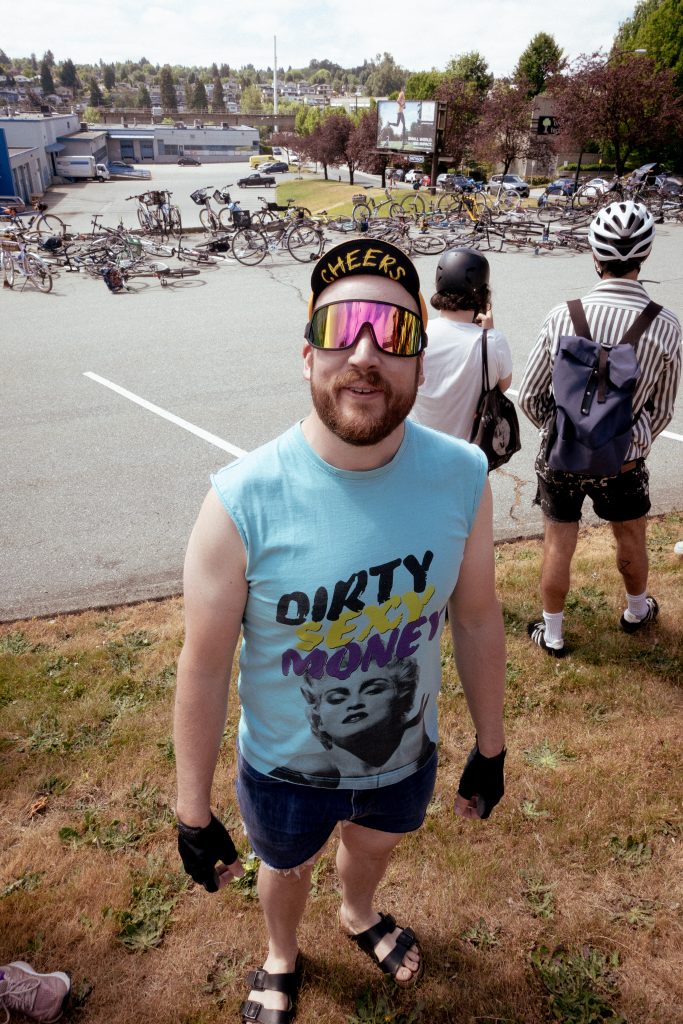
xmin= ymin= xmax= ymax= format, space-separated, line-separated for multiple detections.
xmin=55 ymin=156 xmax=110 ymax=182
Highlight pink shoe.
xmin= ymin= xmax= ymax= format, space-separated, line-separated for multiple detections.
xmin=0 ymin=962 xmax=70 ymax=1023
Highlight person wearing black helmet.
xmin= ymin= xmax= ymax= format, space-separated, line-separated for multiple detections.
xmin=518 ymin=201 xmax=681 ymax=657
xmin=410 ymin=248 xmax=513 ymax=441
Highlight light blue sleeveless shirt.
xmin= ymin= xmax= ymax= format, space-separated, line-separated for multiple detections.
xmin=211 ymin=420 xmax=487 ymax=790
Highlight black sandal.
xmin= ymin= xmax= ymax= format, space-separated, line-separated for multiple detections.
xmin=345 ymin=912 xmax=424 ymax=987
xmin=239 ymin=953 xmax=303 ymax=1024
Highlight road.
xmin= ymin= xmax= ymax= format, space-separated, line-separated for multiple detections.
xmin=2 ymin=163 xmax=681 ymax=620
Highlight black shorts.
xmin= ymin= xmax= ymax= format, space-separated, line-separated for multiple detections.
xmin=533 ymin=453 xmax=650 ymax=524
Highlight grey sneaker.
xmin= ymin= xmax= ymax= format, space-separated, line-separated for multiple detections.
xmin=0 ymin=962 xmax=70 ymax=1023
xmin=620 ymin=596 xmax=659 ymax=634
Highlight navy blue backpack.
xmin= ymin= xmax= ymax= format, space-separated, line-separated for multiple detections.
xmin=546 ymin=298 xmax=661 ymax=477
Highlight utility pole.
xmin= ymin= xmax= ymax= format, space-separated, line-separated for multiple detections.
xmin=273 ymin=35 xmax=278 ymax=134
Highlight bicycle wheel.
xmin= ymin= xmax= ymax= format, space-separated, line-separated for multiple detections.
xmin=411 ymin=232 xmax=447 ymax=255
xmin=139 ymin=239 xmax=175 ymax=257
xmin=400 ymin=193 xmax=425 ymax=216
xmin=287 ymin=224 xmax=323 ymax=263
xmin=25 ymin=254 xmax=53 ymax=292
xmin=36 ymin=214 xmax=65 ymax=238
xmin=352 ymin=203 xmax=371 ymax=226
xmin=495 ymin=190 xmax=519 ymax=212
xmin=574 ymin=185 xmax=600 ymax=209
xmin=251 ymin=210 xmax=278 ymax=228
xmin=437 ymin=192 xmax=460 ymax=213
xmin=411 ymin=232 xmax=448 ymax=256
xmin=137 ymin=208 xmax=150 ymax=231
xmin=232 ymin=228 xmax=267 ymax=265
xmin=199 ymin=208 xmax=218 ymax=231
xmin=176 ymin=245 xmax=220 ymax=265
xmin=2 ymin=250 xmax=14 ymax=288
xmin=169 ymin=267 xmax=201 ymax=279
xmin=536 ymin=197 xmax=566 ymax=223
xmin=169 ymin=207 xmax=182 ymax=235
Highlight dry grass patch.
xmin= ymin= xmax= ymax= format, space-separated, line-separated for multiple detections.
xmin=1 ymin=516 xmax=681 ymax=1023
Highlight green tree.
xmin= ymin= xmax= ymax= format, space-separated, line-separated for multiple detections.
xmin=614 ymin=0 xmax=683 ymax=89
xmin=159 ymin=66 xmax=177 ymax=110
xmin=59 ymin=58 xmax=78 ymax=90
xmin=136 ymin=84 xmax=152 ymax=108
xmin=445 ymin=52 xmax=493 ymax=97
xmin=240 ymin=83 xmax=263 ymax=112
xmin=191 ymin=80 xmax=208 ymax=111
xmin=29 ymin=52 xmax=37 ymax=71
xmin=89 ymin=77 xmax=104 ymax=107
xmin=405 ymin=70 xmax=443 ymax=100
xmin=211 ymin=77 xmax=226 ymax=112
xmin=365 ymin=52 xmax=406 ymax=96
xmin=514 ymin=33 xmax=564 ymax=97
xmin=82 ymin=105 xmax=103 ymax=123
xmin=40 ymin=59 xmax=55 ymax=95
xmin=103 ymin=64 xmax=115 ymax=90
xmin=219 ymin=63 xmax=230 ymax=77
xmin=43 ymin=49 xmax=55 ymax=66
xmin=210 ymin=62 xmax=219 ymax=78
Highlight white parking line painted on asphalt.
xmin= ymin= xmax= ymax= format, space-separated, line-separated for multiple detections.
xmin=83 ymin=372 xmax=248 ymax=458
xmin=507 ymin=389 xmax=682 ymax=442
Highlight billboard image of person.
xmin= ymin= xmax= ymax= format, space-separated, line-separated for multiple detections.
xmin=377 ymin=99 xmax=436 ymax=153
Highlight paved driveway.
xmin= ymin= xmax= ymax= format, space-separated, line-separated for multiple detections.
xmin=2 ymin=166 xmax=682 ymax=619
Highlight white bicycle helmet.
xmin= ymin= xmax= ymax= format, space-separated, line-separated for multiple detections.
xmin=588 ymin=201 xmax=655 ymax=261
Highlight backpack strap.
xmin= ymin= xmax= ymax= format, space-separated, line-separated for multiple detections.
xmin=567 ymin=299 xmax=591 ymax=341
xmin=618 ymin=301 xmax=663 ymax=347
xmin=480 ymin=329 xmax=490 ymax=392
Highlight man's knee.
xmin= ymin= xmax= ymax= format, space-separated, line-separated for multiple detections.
xmin=338 ymin=821 xmax=404 ymax=859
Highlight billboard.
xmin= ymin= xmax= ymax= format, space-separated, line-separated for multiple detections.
xmin=376 ymin=99 xmax=437 ymax=153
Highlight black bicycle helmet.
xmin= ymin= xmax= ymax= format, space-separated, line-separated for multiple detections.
xmin=434 ymin=247 xmax=490 ymax=295
xmin=588 ymin=201 xmax=655 ymax=261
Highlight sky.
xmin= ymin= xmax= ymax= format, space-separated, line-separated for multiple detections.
xmin=2 ymin=0 xmax=638 ymax=77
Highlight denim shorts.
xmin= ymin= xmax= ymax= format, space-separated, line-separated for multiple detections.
xmin=534 ymin=453 xmax=650 ymax=524
xmin=235 ymin=748 xmax=438 ymax=870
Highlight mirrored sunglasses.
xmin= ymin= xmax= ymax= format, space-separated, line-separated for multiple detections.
xmin=305 ymin=300 xmax=426 ymax=358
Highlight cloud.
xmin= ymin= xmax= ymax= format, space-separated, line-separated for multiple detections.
xmin=4 ymin=0 xmax=638 ymax=75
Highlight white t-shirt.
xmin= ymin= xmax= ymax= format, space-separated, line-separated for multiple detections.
xmin=411 ymin=318 xmax=513 ymax=440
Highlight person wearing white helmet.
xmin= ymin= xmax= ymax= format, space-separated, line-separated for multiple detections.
xmin=518 ymin=201 xmax=681 ymax=657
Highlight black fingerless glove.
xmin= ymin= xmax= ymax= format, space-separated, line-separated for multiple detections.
xmin=457 ymin=741 xmax=506 ymax=819
xmin=177 ymin=813 xmax=239 ymax=892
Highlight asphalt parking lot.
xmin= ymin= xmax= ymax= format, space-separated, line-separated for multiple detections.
xmin=2 ymin=163 xmax=682 ymax=620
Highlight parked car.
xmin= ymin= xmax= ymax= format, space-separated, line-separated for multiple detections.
xmin=259 ymin=161 xmax=289 ymax=173
xmin=237 ymin=172 xmax=276 ymax=188
xmin=178 ymin=154 xmax=201 ymax=166
xmin=437 ymin=173 xmax=476 ymax=192
xmin=486 ymin=173 xmax=530 ymax=198
xmin=404 ymin=169 xmax=423 ymax=184
xmin=537 ymin=177 xmax=578 ymax=206
xmin=581 ymin=177 xmax=610 ymax=193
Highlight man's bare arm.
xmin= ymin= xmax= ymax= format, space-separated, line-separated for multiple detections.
xmin=448 ymin=481 xmax=506 ymax=815
xmin=174 ymin=488 xmax=248 ymax=827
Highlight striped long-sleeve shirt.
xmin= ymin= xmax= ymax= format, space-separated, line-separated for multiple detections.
xmin=518 ymin=278 xmax=682 ymax=462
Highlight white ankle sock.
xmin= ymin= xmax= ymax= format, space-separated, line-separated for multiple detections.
xmin=625 ymin=591 xmax=649 ymax=621
xmin=542 ymin=611 xmax=564 ymax=647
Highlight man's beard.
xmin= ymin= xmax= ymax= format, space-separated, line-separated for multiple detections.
xmin=310 ymin=364 xmax=420 ymax=447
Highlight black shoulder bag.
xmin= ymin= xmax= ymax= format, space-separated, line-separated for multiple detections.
xmin=469 ymin=329 xmax=521 ymax=472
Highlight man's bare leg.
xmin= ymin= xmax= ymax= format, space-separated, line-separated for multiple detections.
xmin=611 ymin=517 xmax=649 ymax=595
xmin=244 ymin=862 xmax=314 ymax=1014
xmin=540 ymin=519 xmax=580 ymax=613
xmin=337 ymin=822 xmax=421 ymax=983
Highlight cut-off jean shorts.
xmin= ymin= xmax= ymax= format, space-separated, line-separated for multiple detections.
xmin=236 ymin=748 xmax=438 ymax=870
